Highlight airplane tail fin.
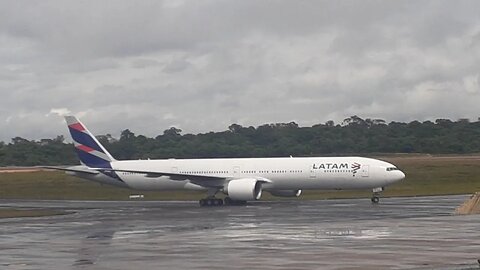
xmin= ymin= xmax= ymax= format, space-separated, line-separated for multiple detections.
xmin=65 ymin=116 xmax=116 ymax=168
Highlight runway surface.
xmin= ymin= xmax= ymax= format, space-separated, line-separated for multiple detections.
xmin=1 ymin=196 xmax=479 ymax=270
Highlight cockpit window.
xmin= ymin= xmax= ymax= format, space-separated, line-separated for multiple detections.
xmin=386 ymin=167 xmax=399 ymax=171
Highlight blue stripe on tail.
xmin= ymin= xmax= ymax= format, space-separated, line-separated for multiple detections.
xmin=75 ymin=149 xmax=111 ymax=169
xmin=68 ymin=127 xmax=105 ymax=153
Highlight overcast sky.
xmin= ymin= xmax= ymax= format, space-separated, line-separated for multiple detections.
xmin=1 ymin=1 xmax=480 ymax=142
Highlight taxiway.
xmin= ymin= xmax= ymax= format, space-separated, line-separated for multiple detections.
xmin=0 ymin=196 xmax=479 ymax=269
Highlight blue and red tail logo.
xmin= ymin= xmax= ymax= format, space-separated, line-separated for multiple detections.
xmin=66 ymin=116 xmax=114 ymax=168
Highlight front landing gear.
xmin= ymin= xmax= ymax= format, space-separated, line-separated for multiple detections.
xmin=371 ymin=187 xmax=384 ymax=204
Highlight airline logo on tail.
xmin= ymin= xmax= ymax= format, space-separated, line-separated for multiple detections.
xmin=65 ymin=116 xmax=115 ymax=169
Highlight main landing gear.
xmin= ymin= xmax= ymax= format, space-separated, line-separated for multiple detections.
xmin=371 ymin=187 xmax=384 ymax=204
xmin=198 ymin=196 xmax=247 ymax=207
xmin=198 ymin=189 xmax=247 ymax=207
xmin=199 ymin=198 xmax=224 ymax=207
xmin=199 ymin=189 xmax=224 ymax=207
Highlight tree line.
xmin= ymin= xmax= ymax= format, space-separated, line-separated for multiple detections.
xmin=1 ymin=115 xmax=480 ymax=166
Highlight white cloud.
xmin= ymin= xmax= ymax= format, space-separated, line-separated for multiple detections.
xmin=47 ymin=108 xmax=71 ymax=117
xmin=1 ymin=1 xmax=480 ymax=141
xmin=464 ymin=75 xmax=479 ymax=94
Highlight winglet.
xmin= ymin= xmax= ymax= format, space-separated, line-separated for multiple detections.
xmin=65 ymin=116 xmax=116 ymax=168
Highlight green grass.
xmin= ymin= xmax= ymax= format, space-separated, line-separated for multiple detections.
xmin=0 ymin=171 xmax=204 ymax=200
xmin=380 ymin=156 xmax=480 ymax=197
xmin=0 ymin=155 xmax=479 ymax=201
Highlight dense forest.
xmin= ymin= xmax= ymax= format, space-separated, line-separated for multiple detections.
xmin=1 ymin=116 xmax=480 ymax=166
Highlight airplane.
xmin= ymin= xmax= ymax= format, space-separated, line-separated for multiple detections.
xmin=44 ymin=116 xmax=405 ymax=206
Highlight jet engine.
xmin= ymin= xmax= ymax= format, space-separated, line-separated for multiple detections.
xmin=225 ymin=178 xmax=262 ymax=201
xmin=268 ymin=189 xmax=302 ymax=197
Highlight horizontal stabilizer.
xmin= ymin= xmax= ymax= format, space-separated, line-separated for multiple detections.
xmin=39 ymin=166 xmax=100 ymax=175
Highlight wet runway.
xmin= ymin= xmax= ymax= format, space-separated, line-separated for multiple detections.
xmin=1 ymin=196 xmax=479 ymax=270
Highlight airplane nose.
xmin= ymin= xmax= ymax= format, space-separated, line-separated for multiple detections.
xmin=397 ymin=170 xmax=405 ymax=181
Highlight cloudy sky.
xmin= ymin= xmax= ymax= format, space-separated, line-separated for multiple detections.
xmin=1 ymin=1 xmax=480 ymax=142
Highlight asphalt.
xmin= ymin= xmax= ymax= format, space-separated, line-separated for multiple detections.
xmin=0 ymin=196 xmax=479 ymax=270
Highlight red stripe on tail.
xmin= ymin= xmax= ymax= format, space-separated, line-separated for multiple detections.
xmin=69 ymin=123 xmax=85 ymax=132
xmin=76 ymin=144 xmax=95 ymax=153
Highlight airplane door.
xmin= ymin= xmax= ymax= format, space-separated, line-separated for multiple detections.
xmin=233 ymin=166 xmax=240 ymax=176
xmin=310 ymin=168 xmax=316 ymax=178
xmin=361 ymin=165 xmax=369 ymax=177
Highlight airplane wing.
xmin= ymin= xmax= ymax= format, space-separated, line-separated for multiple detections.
xmin=102 ymin=168 xmax=226 ymax=180
xmin=102 ymin=168 xmax=271 ymax=188
xmin=40 ymin=166 xmax=100 ymax=175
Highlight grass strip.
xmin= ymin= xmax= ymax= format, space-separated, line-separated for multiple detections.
xmin=0 ymin=208 xmax=65 ymax=219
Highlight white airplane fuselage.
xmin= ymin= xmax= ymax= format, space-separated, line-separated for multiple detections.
xmin=70 ymin=156 xmax=404 ymax=192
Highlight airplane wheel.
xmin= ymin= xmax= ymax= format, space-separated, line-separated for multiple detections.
xmin=224 ymin=197 xmax=232 ymax=205
xmin=206 ymin=199 xmax=214 ymax=206
xmin=200 ymin=198 xmax=224 ymax=207
xmin=371 ymin=196 xmax=380 ymax=204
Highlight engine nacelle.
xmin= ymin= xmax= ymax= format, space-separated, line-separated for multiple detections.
xmin=269 ymin=189 xmax=302 ymax=197
xmin=225 ymin=178 xmax=262 ymax=201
